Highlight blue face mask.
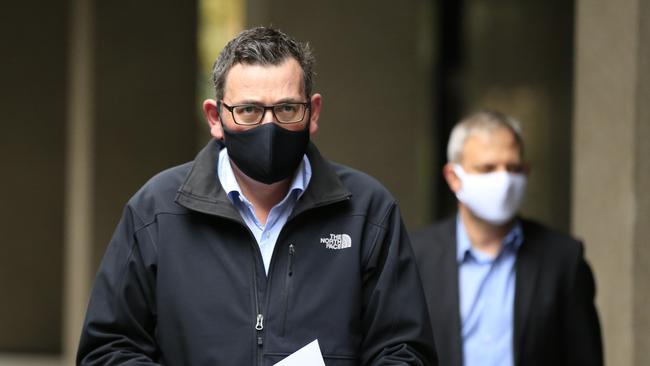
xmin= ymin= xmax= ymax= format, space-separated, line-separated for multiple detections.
xmin=222 ymin=122 xmax=310 ymax=184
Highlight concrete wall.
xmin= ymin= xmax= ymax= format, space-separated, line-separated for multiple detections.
xmin=91 ymin=0 xmax=199 ymax=270
xmin=456 ymin=0 xmax=575 ymax=232
xmin=573 ymin=0 xmax=649 ymax=364
xmin=2 ymin=1 xmax=648 ymax=365
xmin=0 ymin=0 xmax=68 ymax=354
xmin=0 ymin=0 xmax=198 ymax=362
xmin=634 ymin=1 xmax=650 ymax=364
xmin=247 ymin=0 xmax=436 ymax=229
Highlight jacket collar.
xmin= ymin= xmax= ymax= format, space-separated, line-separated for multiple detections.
xmin=175 ymin=139 xmax=351 ymax=220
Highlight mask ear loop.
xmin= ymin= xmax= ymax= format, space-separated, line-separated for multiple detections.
xmin=451 ymin=164 xmax=467 ymax=201
xmin=215 ymin=100 xmax=228 ymax=141
xmin=303 ymin=100 xmax=312 ymax=131
xmin=452 ymin=164 xmax=466 ymax=179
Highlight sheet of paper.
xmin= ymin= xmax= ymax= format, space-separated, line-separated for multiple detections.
xmin=273 ymin=339 xmax=325 ymax=366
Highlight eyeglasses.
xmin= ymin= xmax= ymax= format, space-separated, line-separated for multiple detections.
xmin=219 ymin=101 xmax=311 ymax=126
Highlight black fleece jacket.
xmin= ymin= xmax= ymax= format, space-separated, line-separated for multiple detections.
xmin=77 ymin=140 xmax=436 ymax=366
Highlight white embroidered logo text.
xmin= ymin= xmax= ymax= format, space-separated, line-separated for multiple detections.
xmin=321 ymin=234 xmax=352 ymax=250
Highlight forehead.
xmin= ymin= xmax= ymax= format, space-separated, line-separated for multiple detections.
xmin=462 ymin=127 xmax=522 ymax=164
xmin=223 ymin=58 xmax=304 ymax=101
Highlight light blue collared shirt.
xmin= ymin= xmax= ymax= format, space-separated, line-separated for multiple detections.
xmin=217 ymin=148 xmax=311 ymax=275
xmin=457 ymin=215 xmax=523 ymax=366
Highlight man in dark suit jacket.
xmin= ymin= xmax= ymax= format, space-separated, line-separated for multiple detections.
xmin=412 ymin=110 xmax=603 ymax=366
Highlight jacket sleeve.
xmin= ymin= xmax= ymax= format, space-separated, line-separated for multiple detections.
xmin=76 ymin=205 xmax=160 ymax=365
xmin=563 ymin=244 xmax=603 ymax=366
xmin=360 ymin=203 xmax=438 ymax=365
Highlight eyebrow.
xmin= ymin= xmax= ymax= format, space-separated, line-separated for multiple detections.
xmin=229 ymin=97 xmax=306 ymax=105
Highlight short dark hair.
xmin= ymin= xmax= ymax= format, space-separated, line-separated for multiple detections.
xmin=211 ymin=26 xmax=315 ymax=100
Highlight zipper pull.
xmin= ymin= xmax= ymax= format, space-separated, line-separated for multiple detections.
xmin=288 ymin=244 xmax=295 ymax=276
xmin=255 ymin=313 xmax=264 ymax=331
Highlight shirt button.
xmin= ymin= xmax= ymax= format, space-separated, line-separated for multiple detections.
xmin=264 ymin=232 xmax=270 ymax=239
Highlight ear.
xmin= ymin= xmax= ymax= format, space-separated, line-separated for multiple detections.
xmin=202 ymin=99 xmax=224 ymax=140
xmin=308 ymin=93 xmax=322 ymax=136
xmin=443 ymin=163 xmax=462 ymax=194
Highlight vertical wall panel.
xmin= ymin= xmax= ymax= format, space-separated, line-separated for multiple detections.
xmin=455 ymin=0 xmax=575 ymax=231
xmin=246 ymin=0 xmax=435 ymax=229
xmin=92 ymin=1 xmax=199 ymax=268
xmin=573 ymin=0 xmax=648 ymax=364
xmin=0 ymin=0 xmax=68 ymax=353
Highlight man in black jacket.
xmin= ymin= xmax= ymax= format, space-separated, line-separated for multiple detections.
xmin=77 ymin=27 xmax=435 ymax=365
xmin=411 ymin=110 xmax=602 ymax=366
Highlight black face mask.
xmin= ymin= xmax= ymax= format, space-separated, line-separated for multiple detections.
xmin=222 ymin=122 xmax=310 ymax=184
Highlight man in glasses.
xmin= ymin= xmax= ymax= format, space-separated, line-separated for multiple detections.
xmin=77 ymin=27 xmax=436 ymax=365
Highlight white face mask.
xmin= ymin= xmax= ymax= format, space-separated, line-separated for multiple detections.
xmin=453 ymin=164 xmax=527 ymax=225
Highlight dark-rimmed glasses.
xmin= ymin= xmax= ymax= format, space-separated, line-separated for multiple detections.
xmin=219 ymin=101 xmax=311 ymax=125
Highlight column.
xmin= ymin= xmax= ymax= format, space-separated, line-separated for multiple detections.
xmin=572 ymin=0 xmax=650 ymax=364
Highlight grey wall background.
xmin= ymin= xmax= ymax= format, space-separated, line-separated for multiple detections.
xmin=0 ymin=0 xmax=68 ymax=353
xmin=92 ymin=0 xmax=199 ymax=271
xmin=573 ymin=0 xmax=650 ymax=364
xmin=451 ymin=0 xmax=575 ymax=232
xmin=247 ymin=0 xmax=436 ymax=230
xmin=0 ymin=0 xmax=647 ymax=365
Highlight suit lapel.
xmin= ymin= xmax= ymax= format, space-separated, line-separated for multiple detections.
xmin=417 ymin=216 xmax=463 ymax=366
xmin=513 ymin=220 xmax=542 ymax=365
xmin=436 ymin=217 xmax=463 ymax=366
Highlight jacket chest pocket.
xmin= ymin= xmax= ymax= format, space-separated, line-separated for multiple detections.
xmin=271 ymin=241 xmax=363 ymax=343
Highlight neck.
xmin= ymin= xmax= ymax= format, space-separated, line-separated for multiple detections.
xmin=230 ymin=160 xmax=292 ymax=225
xmin=459 ymin=204 xmax=514 ymax=257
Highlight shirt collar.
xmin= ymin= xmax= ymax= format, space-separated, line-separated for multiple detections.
xmin=456 ymin=214 xmax=524 ymax=263
xmin=217 ymin=147 xmax=311 ymax=205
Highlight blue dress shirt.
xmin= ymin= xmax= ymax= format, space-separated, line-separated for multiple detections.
xmin=217 ymin=148 xmax=311 ymax=275
xmin=457 ymin=215 xmax=523 ymax=366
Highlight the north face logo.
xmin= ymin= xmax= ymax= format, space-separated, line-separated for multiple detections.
xmin=321 ymin=234 xmax=352 ymax=249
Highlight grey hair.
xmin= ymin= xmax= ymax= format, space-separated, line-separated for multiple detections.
xmin=447 ymin=109 xmax=524 ymax=163
xmin=211 ymin=26 xmax=315 ymax=101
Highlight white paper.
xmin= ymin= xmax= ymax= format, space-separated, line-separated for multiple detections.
xmin=273 ymin=339 xmax=325 ymax=366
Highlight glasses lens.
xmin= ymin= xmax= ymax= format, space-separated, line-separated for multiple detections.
xmin=274 ymin=103 xmax=306 ymax=123
xmin=233 ymin=105 xmax=264 ymax=125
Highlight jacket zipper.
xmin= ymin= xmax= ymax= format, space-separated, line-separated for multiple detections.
xmin=281 ymin=244 xmax=295 ymax=336
xmin=252 ymin=258 xmax=264 ymax=366
xmin=288 ymin=244 xmax=295 ymax=275
xmin=177 ymin=175 xmax=351 ymax=364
